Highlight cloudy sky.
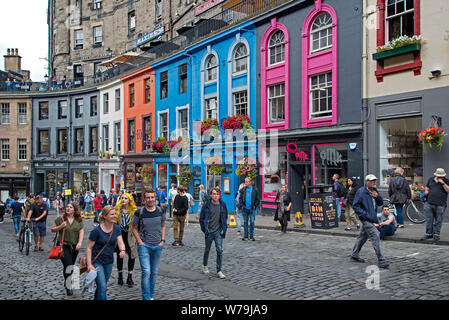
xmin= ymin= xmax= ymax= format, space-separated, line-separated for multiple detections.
xmin=0 ymin=0 xmax=48 ymax=82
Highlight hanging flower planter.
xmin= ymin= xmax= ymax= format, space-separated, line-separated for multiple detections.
xmin=209 ymin=162 xmax=224 ymax=175
xmin=222 ymin=114 xmax=256 ymax=138
xmin=418 ymin=126 xmax=447 ymax=151
xmin=200 ymin=119 xmax=219 ymax=134
xmin=236 ymin=156 xmax=258 ymax=179
xmin=176 ymin=166 xmax=193 ymax=185
xmin=138 ymin=164 xmax=156 ymax=180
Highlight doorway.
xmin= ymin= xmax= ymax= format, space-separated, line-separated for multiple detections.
xmin=289 ymin=163 xmax=312 ymax=214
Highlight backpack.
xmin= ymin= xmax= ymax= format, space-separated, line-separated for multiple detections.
xmin=336 ymin=181 xmax=347 ymax=198
xmin=136 ymin=206 xmax=164 ymax=236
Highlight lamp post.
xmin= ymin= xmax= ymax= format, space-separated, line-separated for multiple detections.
xmin=44 ymin=74 xmax=49 ymax=89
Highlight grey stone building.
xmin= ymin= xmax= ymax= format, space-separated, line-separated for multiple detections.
xmin=31 ymin=86 xmax=100 ymax=200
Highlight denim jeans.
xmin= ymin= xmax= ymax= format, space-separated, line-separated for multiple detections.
xmin=203 ymin=230 xmax=223 ymax=273
xmin=94 ymin=209 xmax=102 ymax=223
xmin=138 ymin=244 xmax=163 ymax=300
xmin=424 ymin=203 xmax=446 ymax=237
xmin=242 ymin=208 xmax=256 ymax=238
xmin=352 ymin=220 xmax=386 ymax=264
xmin=394 ymin=204 xmax=404 ymax=225
xmin=236 ymin=208 xmax=242 ymax=233
xmin=336 ymin=197 xmax=341 ymax=220
xmin=84 ymin=202 xmax=91 ymax=212
xmin=379 ymin=224 xmax=396 ymax=240
xmin=93 ymin=263 xmax=113 ymax=300
xmin=12 ymin=216 xmax=21 ymax=235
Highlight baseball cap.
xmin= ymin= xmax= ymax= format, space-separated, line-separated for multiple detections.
xmin=365 ymin=174 xmax=377 ymax=181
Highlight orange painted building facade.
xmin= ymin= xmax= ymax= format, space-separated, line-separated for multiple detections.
xmin=121 ymin=66 xmax=155 ymax=205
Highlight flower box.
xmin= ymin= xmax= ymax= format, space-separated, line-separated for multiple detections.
xmin=373 ymin=43 xmax=421 ymax=61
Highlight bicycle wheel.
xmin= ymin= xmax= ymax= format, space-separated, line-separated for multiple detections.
xmin=25 ymin=229 xmax=31 ymax=256
xmin=406 ymin=200 xmax=426 ymax=224
xmin=18 ymin=228 xmax=24 ymax=252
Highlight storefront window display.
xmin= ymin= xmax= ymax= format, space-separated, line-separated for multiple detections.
xmin=313 ymin=143 xmax=348 ymax=186
xmin=73 ymin=169 xmax=97 ymax=197
xmin=379 ymin=117 xmax=423 ymax=187
xmin=262 ymin=146 xmax=287 ymax=198
xmin=126 ymin=164 xmax=136 ymax=191
xmin=157 ymin=163 xmax=168 ymax=191
xmin=206 ymin=166 xmax=221 ymax=191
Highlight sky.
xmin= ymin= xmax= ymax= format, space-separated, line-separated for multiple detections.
xmin=0 ymin=0 xmax=48 ymax=82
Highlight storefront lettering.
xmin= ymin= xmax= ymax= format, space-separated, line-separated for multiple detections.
xmin=320 ymin=149 xmax=343 ymax=166
xmin=295 ymin=151 xmax=308 ymax=161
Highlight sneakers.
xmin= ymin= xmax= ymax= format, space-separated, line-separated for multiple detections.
xmin=217 ymin=271 xmax=226 ymax=279
xmin=379 ymin=262 xmax=389 ymax=269
xmin=202 ymin=265 xmax=209 ymax=275
xmin=420 ymin=235 xmax=433 ymax=241
xmin=250 ymin=237 xmax=255 ymax=241
xmin=350 ymin=256 xmax=365 ymax=263
xmin=357 ymin=224 xmax=360 ymax=230
xmin=178 ymin=241 xmax=185 ymax=246
xmin=345 ymin=227 xmax=352 ymax=231
xmin=434 ymin=235 xmax=440 ymax=242
xmin=242 ymin=237 xmax=248 ymax=241
xmin=172 ymin=241 xmax=179 ymax=246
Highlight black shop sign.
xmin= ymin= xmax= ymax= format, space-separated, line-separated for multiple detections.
xmin=309 ymin=192 xmax=338 ymax=229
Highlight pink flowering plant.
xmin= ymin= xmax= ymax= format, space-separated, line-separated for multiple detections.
xmin=236 ymin=156 xmax=258 ymax=179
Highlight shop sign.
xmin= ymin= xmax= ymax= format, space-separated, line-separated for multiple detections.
xmin=286 ymin=143 xmax=309 ymax=161
xmin=309 ymin=193 xmax=338 ymax=229
xmin=194 ymin=0 xmax=225 ymax=16
xmin=64 ymin=189 xmax=72 ymax=196
xmin=320 ymin=148 xmax=343 ymax=166
xmin=136 ymin=26 xmax=165 ymax=46
xmin=82 ymin=53 xmax=111 ymax=62
xmin=193 ymin=166 xmax=202 ymax=177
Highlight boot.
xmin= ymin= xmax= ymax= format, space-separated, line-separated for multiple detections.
xmin=127 ymin=273 xmax=134 ymax=287
xmin=118 ymin=272 xmax=124 ymax=285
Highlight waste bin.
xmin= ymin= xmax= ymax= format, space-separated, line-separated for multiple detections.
xmin=308 ymin=186 xmax=338 ymax=229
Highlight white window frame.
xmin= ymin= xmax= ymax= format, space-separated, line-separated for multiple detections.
xmin=233 ymin=90 xmax=248 ymax=116
xmin=93 ymin=0 xmax=102 ymax=10
xmin=268 ymin=30 xmax=285 ymax=66
xmin=93 ymin=26 xmax=103 ymax=45
xmin=268 ymin=83 xmax=285 ymax=124
xmin=233 ymin=43 xmax=248 ymax=74
xmin=39 ymin=130 xmax=50 ymax=154
xmin=74 ymin=29 xmax=83 ymax=47
xmin=205 ymin=97 xmax=218 ymax=120
xmin=205 ymin=55 xmax=218 ymax=82
xmin=310 ymin=12 xmax=333 ymax=53
xmin=103 ymin=93 xmax=109 ymax=114
xmin=176 ymin=105 xmax=189 ymax=138
xmin=128 ymin=11 xmax=136 ymax=32
xmin=385 ymin=0 xmax=415 ymax=41
xmin=158 ymin=111 xmax=169 ymax=140
xmin=18 ymin=139 xmax=27 ymax=161
xmin=309 ymin=72 xmax=332 ymax=119
xmin=1 ymin=103 xmax=9 ymax=124
xmin=18 ymin=103 xmax=27 ymax=124
xmin=102 ymin=124 xmax=109 ymax=152
xmin=156 ymin=0 xmax=162 ymax=19
xmin=115 ymin=89 xmax=121 ymax=111
xmin=114 ymin=121 xmax=121 ymax=153
xmin=58 ymin=100 xmax=68 ymax=119
xmin=0 ymin=139 xmax=10 ymax=161
xmin=57 ymin=129 xmax=68 ymax=154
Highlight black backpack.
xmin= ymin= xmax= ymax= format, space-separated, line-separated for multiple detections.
xmin=336 ymin=181 xmax=347 ymax=198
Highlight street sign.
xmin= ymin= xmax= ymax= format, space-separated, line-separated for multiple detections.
xmin=64 ymin=189 xmax=72 ymax=196
xmin=309 ymin=192 xmax=338 ymax=229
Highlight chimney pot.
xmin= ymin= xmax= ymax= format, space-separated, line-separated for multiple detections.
xmin=7 ymin=48 xmax=10 ymax=55
xmin=15 ymin=48 xmax=18 ymax=56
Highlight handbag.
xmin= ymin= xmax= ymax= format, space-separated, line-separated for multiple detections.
xmin=48 ymin=217 xmax=65 ymax=259
xmin=79 ymin=228 xmax=113 ymax=274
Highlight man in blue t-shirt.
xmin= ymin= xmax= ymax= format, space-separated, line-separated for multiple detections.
xmin=238 ymin=177 xmax=260 ymax=241
xmin=10 ymin=196 xmax=25 ymax=237
xmin=157 ymin=186 xmax=168 ymax=213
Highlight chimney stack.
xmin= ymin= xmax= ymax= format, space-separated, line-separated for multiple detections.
xmin=4 ymin=48 xmax=22 ymax=72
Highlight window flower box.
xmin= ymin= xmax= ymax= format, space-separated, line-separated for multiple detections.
xmin=373 ymin=35 xmax=422 ymax=61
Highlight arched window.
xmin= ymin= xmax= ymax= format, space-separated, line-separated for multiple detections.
xmin=268 ymin=30 xmax=285 ymax=65
xmin=310 ymin=12 xmax=332 ymax=53
xmin=205 ymin=54 xmax=218 ymax=82
xmin=233 ymin=43 xmax=248 ymax=73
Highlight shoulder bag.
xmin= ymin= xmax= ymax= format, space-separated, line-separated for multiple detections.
xmin=48 ymin=217 xmax=65 ymax=259
xmin=79 ymin=227 xmax=113 ymax=274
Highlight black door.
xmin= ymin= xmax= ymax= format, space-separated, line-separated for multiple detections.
xmin=34 ymin=173 xmax=45 ymax=195
xmin=289 ymin=163 xmax=313 ymax=215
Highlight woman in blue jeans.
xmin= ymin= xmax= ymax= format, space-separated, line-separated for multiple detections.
xmin=86 ymin=205 xmax=126 ymax=300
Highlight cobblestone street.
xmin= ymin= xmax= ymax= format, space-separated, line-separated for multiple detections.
xmin=1 ymin=214 xmax=449 ymax=300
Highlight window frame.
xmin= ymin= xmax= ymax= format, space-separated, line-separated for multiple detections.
xmin=90 ymin=96 xmax=98 ymax=117
xmin=89 ymin=125 xmax=98 ymax=154
xmin=160 ymin=71 xmax=168 ymax=99
xmin=17 ymin=138 xmax=27 ymax=161
xmin=93 ymin=26 xmax=103 ymax=45
xmin=58 ymin=100 xmax=68 ymax=119
xmin=103 ymin=93 xmax=109 ymax=114
xmin=115 ymin=88 xmax=121 ymax=111
xmin=1 ymin=103 xmax=10 ymax=124
xmin=309 ymin=72 xmax=333 ymax=119
xmin=128 ymin=119 xmax=136 ymax=152
xmin=310 ymin=12 xmax=333 ymax=53
xmin=18 ymin=103 xmax=27 ymax=124
xmin=74 ymin=29 xmax=83 ymax=48
xmin=233 ymin=90 xmax=248 ymax=116
xmin=128 ymin=10 xmax=136 ymax=33
xmin=205 ymin=97 xmax=218 ymax=120
xmin=142 ymin=115 xmax=152 ymax=152
xmin=385 ymin=0 xmax=415 ymax=42
xmin=114 ymin=121 xmax=121 ymax=153
xmin=38 ymin=129 xmax=50 ymax=155
xmin=129 ymin=84 xmax=135 ymax=107
xmin=176 ymin=106 xmax=189 ymax=138
xmin=144 ymin=78 xmax=151 ymax=103
xmin=39 ymin=102 xmax=49 ymax=120
xmin=158 ymin=111 xmax=169 ymax=140
xmin=57 ymin=129 xmax=68 ymax=154
xmin=102 ymin=124 xmax=109 ymax=153
xmin=74 ymin=127 xmax=84 ymax=154
xmin=179 ymin=64 xmax=188 ymax=94
xmin=233 ymin=43 xmax=248 ymax=74
xmin=267 ymin=83 xmax=285 ymax=124
xmin=0 ymin=139 xmax=10 ymax=161
xmin=205 ymin=55 xmax=218 ymax=83
xmin=75 ymin=98 xmax=84 ymax=118
xmin=268 ymin=30 xmax=286 ymax=66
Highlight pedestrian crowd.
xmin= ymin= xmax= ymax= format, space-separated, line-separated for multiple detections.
xmin=0 ymin=166 xmax=448 ymax=299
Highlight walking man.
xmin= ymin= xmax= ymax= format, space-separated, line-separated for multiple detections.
xmin=27 ymin=195 xmax=48 ymax=252
xmin=238 ymin=177 xmax=260 ymax=241
xmin=351 ymin=174 xmax=389 ymax=269
xmin=199 ymin=187 xmax=228 ymax=279
xmin=332 ymin=174 xmax=346 ymax=221
xmin=172 ymin=185 xmax=189 ymax=246
xmin=388 ymin=167 xmax=411 ymax=228
xmin=132 ymin=189 xmax=166 ymax=300
xmin=420 ymin=168 xmax=449 ymax=242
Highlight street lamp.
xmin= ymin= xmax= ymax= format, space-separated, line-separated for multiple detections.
xmin=44 ymin=74 xmax=49 ymax=88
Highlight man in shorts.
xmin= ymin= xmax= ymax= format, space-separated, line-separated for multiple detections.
xmin=27 ymin=196 xmax=48 ymax=252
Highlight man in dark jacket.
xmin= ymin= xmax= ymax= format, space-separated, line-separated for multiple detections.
xmin=238 ymin=177 xmax=260 ymax=241
xmin=388 ymin=167 xmax=411 ymax=228
xmin=199 ymin=187 xmax=228 ymax=279
xmin=351 ymin=174 xmax=389 ymax=269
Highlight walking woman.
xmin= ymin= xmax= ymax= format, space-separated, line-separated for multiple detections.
xmin=115 ymin=192 xmax=138 ymax=286
xmin=275 ymin=184 xmax=292 ymax=233
xmin=50 ymin=202 xmax=84 ymax=296
xmin=198 ymin=185 xmax=207 ymax=221
xmin=86 ymin=205 xmax=126 ymax=300
xmin=344 ymin=177 xmax=361 ymax=231
xmin=53 ymin=194 xmax=64 ymax=218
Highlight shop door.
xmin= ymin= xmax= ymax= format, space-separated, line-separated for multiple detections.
xmin=34 ymin=173 xmax=45 ymax=195
xmin=289 ymin=163 xmax=312 ymax=215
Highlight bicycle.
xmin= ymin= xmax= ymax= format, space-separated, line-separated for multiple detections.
xmin=405 ymin=198 xmax=426 ymax=224
xmin=18 ymin=219 xmax=32 ymax=256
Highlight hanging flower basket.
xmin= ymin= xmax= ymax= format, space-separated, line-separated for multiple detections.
xmin=138 ymin=164 xmax=156 ymax=180
xmin=411 ymin=185 xmax=424 ymax=201
xmin=176 ymin=166 xmax=193 ymax=185
xmin=418 ymin=126 xmax=446 ymax=151
xmin=209 ymin=162 xmax=224 ymax=175
xmin=222 ymin=114 xmax=255 ymax=138
xmin=236 ymin=156 xmax=258 ymax=179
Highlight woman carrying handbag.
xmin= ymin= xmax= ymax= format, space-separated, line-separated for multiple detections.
xmin=274 ymin=184 xmax=292 ymax=233
xmin=50 ymin=203 xmax=84 ymax=296
xmin=86 ymin=205 xmax=126 ymax=300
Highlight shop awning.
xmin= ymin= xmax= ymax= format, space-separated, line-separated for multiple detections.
xmin=99 ymin=51 xmax=139 ymax=67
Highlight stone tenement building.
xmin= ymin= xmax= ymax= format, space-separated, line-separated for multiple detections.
xmin=48 ymin=0 xmax=227 ymax=83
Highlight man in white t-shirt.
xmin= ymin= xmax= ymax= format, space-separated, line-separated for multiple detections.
xmin=375 ymin=205 xmax=397 ymax=240
xmin=185 ymin=192 xmax=194 ymax=223
xmin=168 ymin=184 xmax=178 ymax=218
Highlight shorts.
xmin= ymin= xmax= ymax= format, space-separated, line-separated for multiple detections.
xmin=32 ymin=221 xmax=47 ymax=237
